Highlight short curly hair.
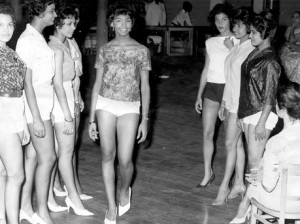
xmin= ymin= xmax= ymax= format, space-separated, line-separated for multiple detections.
xmin=0 ymin=3 xmax=16 ymax=27
xmin=233 ymin=7 xmax=253 ymax=34
xmin=106 ymin=2 xmax=135 ymax=27
xmin=208 ymin=3 xmax=235 ymax=29
xmin=23 ymin=0 xmax=56 ymax=20
xmin=54 ymin=5 xmax=76 ymax=28
xmin=278 ymin=81 xmax=300 ymax=120
xmin=251 ymin=10 xmax=277 ymax=40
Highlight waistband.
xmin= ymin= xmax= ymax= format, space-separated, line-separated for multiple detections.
xmin=0 ymin=90 xmax=23 ymax=98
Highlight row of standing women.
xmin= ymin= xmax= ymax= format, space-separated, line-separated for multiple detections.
xmin=195 ymin=2 xmax=300 ymax=224
xmin=0 ymin=1 xmax=94 ymax=224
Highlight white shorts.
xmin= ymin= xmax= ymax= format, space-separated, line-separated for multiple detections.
xmin=52 ymin=81 xmax=75 ymax=123
xmin=96 ymin=95 xmax=140 ymax=117
xmin=241 ymin=111 xmax=278 ymax=130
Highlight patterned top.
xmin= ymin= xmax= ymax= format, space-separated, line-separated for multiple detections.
xmin=238 ymin=47 xmax=281 ymax=119
xmin=95 ymin=44 xmax=151 ymax=102
xmin=0 ymin=46 xmax=26 ymax=92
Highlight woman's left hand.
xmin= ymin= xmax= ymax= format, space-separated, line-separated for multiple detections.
xmin=137 ymin=119 xmax=148 ymax=144
xmin=224 ymin=37 xmax=234 ymax=50
xmin=254 ymin=124 xmax=266 ymax=141
xmin=79 ymin=95 xmax=84 ymax=112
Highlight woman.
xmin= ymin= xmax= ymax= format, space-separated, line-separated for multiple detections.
xmin=47 ymin=5 xmax=93 ymax=216
xmin=238 ymin=11 xmax=280 ymax=172
xmin=230 ymin=82 xmax=300 ymax=223
xmin=213 ymin=7 xmax=255 ymax=205
xmin=285 ymin=11 xmax=300 ymax=44
xmin=0 ymin=4 xmax=27 ymax=224
xmin=88 ymin=3 xmax=151 ymax=223
xmin=16 ymin=1 xmax=57 ymax=223
xmin=195 ymin=3 xmax=238 ymax=189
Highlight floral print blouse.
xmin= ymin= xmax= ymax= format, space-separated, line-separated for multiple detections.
xmin=0 ymin=46 xmax=26 ymax=93
xmin=238 ymin=47 xmax=281 ymax=119
xmin=95 ymin=44 xmax=151 ymax=102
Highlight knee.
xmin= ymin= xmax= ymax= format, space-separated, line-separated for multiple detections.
xmin=7 ymin=169 xmax=24 ymax=186
xmin=39 ymin=153 xmax=56 ymax=168
xmin=203 ymin=130 xmax=214 ymax=142
xmin=119 ymin=160 xmax=133 ymax=170
xmin=225 ymin=139 xmax=236 ymax=153
xmin=102 ymin=151 xmax=115 ymax=163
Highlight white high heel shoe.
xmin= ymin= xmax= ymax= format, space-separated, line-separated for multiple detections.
xmin=53 ymin=187 xmax=68 ymax=197
xmin=47 ymin=202 xmax=68 ymax=212
xmin=19 ymin=210 xmax=37 ymax=224
xmin=65 ymin=196 xmax=94 ymax=216
xmin=229 ymin=206 xmax=251 ymax=224
xmin=31 ymin=213 xmax=47 ymax=224
xmin=63 ymin=185 xmax=93 ymax=200
xmin=104 ymin=210 xmax=117 ymax=224
xmin=118 ymin=187 xmax=131 ymax=216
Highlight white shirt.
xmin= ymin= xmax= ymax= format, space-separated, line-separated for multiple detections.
xmin=16 ymin=24 xmax=55 ymax=87
xmin=206 ymin=36 xmax=239 ymax=84
xmin=223 ymin=39 xmax=254 ymax=112
xmin=171 ymin=9 xmax=192 ymax=26
xmin=145 ymin=1 xmax=166 ymax=26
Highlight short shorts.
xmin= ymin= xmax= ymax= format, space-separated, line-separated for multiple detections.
xmin=241 ymin=111 xmax=278 ymax=131
xmin=96 ymin=95 xmax=140 ymax=117
xmin=203 ymin=82 xmax=225 ymax=104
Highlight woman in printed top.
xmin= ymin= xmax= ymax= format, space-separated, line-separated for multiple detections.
xmin=195 ymin=3 xmax=238 ymax=192
xmin=16 ymin=0 xmax=57 ymax=223
xmin=238 ymin=10 xmax=280 ymax=174
xmin=0 ymin=4 xmax=27 ymax=224
xmin=47 ymin=5 xmax=93 ymax=216
xmin=88 ymin=3 xmax=151 ymax=224
xmin=214 ymin=7 xmax=255 ymax=206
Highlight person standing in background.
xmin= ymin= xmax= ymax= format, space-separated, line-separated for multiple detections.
xmin=145 ymin=0 xmax=166 ymax=26
xmin=171 ymin=1 xmax=193 ymax=26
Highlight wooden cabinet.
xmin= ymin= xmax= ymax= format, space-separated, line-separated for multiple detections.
xmin=167 ymin=27 xmax=193 ymax=56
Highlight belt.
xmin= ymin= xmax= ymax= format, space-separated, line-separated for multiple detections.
xmin=0 ymin=90 xmax=23 ymax=98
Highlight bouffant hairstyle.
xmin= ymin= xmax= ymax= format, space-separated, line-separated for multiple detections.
xmin=233 ymin=6 xmax=253 ymax=34
xmin=278 ymin=82 xmax=300 ymax=120
xmin=208 ymin=2 xmax=235 ymax=29
xmin=183 ymin=1 xmax=192 ymax=13
xmin=106 ymin=2 xmax=135 ymax=27
xmin=251 ymin=10 xmax=277 ymax=40
xmin=0 ymin=3 xmax=16 ymax=27
xmin=23 ymin=0 xmax=56 ymax=20
xmin=54 ymin=5 xmax=76 ymax=28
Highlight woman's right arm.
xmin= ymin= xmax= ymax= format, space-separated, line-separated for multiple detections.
xmin=195 ymin=50 xmax=210 ymax=114
xmin=88 ymin=67 xmax=103 ymax=141
xmin=24 ymin=68 xmax=45 ymax=138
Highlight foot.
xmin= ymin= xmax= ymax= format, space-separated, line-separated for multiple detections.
xmin=34 ymin=211 xmax=55 ymax=224
xmin=67 ymin=194 xmax=85 ymax=211
xmin=119 ymin=188 xmax=131 ymax=207
xmin=235 ymin=201 xmax=250 ymax=219
xmin=228 ymin=184 xmax=246 ymax=199
xmin=105 ymin=208 xmax=117 ymax=221
xmin=212 ymin=186 xmax=230 ymax=206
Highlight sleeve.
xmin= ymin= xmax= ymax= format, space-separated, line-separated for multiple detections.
xmin=185 ymin=14 xmax=193 ymax=26
xmin=160 ymin=4 xmax=166 ymax=26
xmin=262 ymin=60 xmax=281 ymax=106
xmin=16 ymin=37 xmax=34 ymax=70
xmin=261 ymin=136 xmax=285 ymax=190
xmin=139 ymin=48 xmax=151 ymax=71
xmin=94 ymin=47 xmax=105 ymax=69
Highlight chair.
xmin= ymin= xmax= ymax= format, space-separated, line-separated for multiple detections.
xmin=250 ymin=162 xmax=300 ymax=224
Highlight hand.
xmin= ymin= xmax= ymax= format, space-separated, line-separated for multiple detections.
xmin=88 ymin=123 xmax=98 ymax=141
xmin=224 ymin=37 xmax=234 ymax=50
xmin=63 ymin=118 xmax=74 ymax=135
xmin=218 ymin=105 xmax=225 ymax=121
xmin=74 ymin=103 xmax=80 ymax=118
xmin=254 ymin=124 xmax=266 ymax=141
xmin=33 ymin=118 xmax=46 ymax=138
xmin=137 ymin=119 xmax=148 ymax=144
xmin=195 ymin=97 xmax=202 ymax=114
xmin=79 ymin=97 xmax=85 ymax=112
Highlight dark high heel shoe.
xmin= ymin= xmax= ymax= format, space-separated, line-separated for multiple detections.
xmin=228 ymin=185 xmax=246 ymax=200
xmin=195 ymin=173 xmax=215 ymax=188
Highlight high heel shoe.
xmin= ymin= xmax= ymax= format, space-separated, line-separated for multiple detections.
xmin=65 ymin=196 xmax=94 ymax=216
xmin=31 ymin=213 xmax=47 ymax=224
xmin=79 ymin=193 xmax=93 ymax=200
xmin=19 ymin=210 xmax=37 ymax=224
xmin=229 ymin=206 xmax=251 ymax=224
xmin=118 ymin=187 xmax=131 ymax=216
xmin=212 ymin=187 xmax=230 ymax=206
xmin=48 ymin=202 xmax=68 ymax=212
xmin=53 ymin=186 xmax=68 ymax=197
xmin=195 ymin=173 xmax=215 ymax=188
xmin=104 ymin=210 xmax=117 ymax=224
xmin=228 ymin=185 xmax=246 ymax=200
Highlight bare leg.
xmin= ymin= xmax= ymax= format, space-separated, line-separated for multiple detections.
xmin=48 ymin=138 xmax=59 ymax=206
xmin=117 ymin=114 xmax=139 ymax=207
xmin=0 ymin=160 xmax=6 ymax=222
xmin=96 ymin=110 xmax=117 ymax=221
xmin=199 ymin=98 xmax=220 ymax=185
xmin=0 ymin=133 xmax=24 ymax=224
xmin=21 ymin=142 xmax=37 ymax=216
xmin=29 ymin=120 xmax=56 ymax=224
xmin=54 ymin=122 xmax=85 ymax=210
